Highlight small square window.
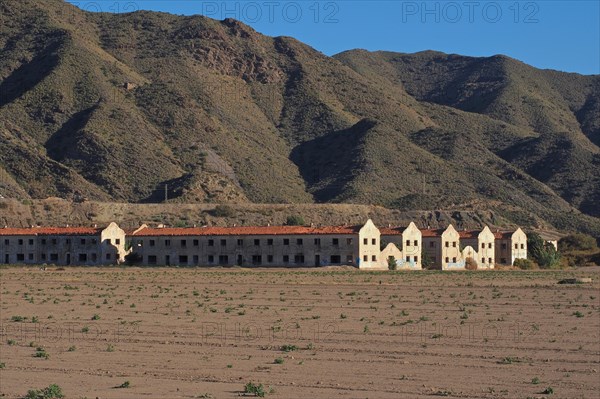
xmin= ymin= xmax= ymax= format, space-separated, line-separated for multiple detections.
xmin=267 ymin=239 xmax=274 ymax=246
xmin=165 ymin=240 xmax=171 ymax=247
xmin=406 ymin=240 xmax=410 ymax=246
xmin=28 ymin=239 xmax=34 ymax=245
xmin=18 ymin=239 xmax=23 ymax=245
xmin=371 ymin=255 xmax=376 ymax=261
xmin=482 ymin=258 xmax=485 ymax=263
xmin=28 ymin=253 xmax=34 ymax=260
xmin=372 ymin=238 xmax=376 ymax=245
xmin=283 ymin=255 xmax=289 ymax=263
xmin=406 ymin=256 xmax=410 ymax=262
xmin=180 ymin=240 xmax=187 ymax=247
xmin=363 ymin=255 xmax=368 ymax=262
xmin=220 ymin=239 xmax=227 ymax=247
xmin=430 ymin=242 xmax=434 ymax=248
xmin=116 ymin=239 xmax=121 ymax=245
xmin=81 ymin=239 xmax=86 ymax=245
xmin=237 ymin=239 xmax=244 ymax=246
xmin=331 ymin=238 xmax=338 ymax=245
xmin=481 ymin=243 xmax=485 ymax=249
xmin=296 ymin=238 xmax=303 ymax=245
xmin=445 ymin=257 xmax=449 ymax=263
xmin=267 ymin=255 xmax=273 ymax=263
xmin=283 ymin=239 xmax=290 ymax=245
xmin=315 ymin=238 xmax=321 ymax=245
xmin=254 ymin=239 xmax=260 ymax=246
xmin=208 ymin=255 xmax=214 ymax=263
xmin=488 ymin=258 xmax=492 ymax=264
xmin=346 ymin=238 xmax=353 ymax=245
xmin=414 ymin=256 xmax=418 ymax=262
xmin=452 ymin=257 xmax=456 ymax=263
xmin=4 ymin=239 xmax=10 ymax=245
xmin=150 ymin=240 xmax=156 ymax=247
xmin=363 ymin=238 xmax=368 ymax=245
xmin=193 ymin=239 xmax=199 ymax=246
xmin=413 ymin=240 xmax=418 ymax=246
xmin=488 ymin=243 xmax=492 ymax=249
xmin=452 ymin=242 xmax=457 ymax=247
xmin=445 ymin=241 xmax=449 ymax=248
xmin=208 ymin=239 xmax=214 ymax=247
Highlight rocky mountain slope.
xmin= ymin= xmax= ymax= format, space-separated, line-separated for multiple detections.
xmin=0 ymin=0 xmax=598 ymax=235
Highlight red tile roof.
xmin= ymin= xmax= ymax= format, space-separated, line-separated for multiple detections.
xmin=130 ymin=225 xmax=362 ymax=237
xmin=493 ymin=231 xmax=515 ymax=239
xmin=380 ymin=226 xmax=409 ymax=236
xmin=458 ymin=230 xmax=481 ymax=239
xmin=0 ymin=227 xmax=104 ymax=236
xmin=420 ymin=228 xmax=446 ymax=237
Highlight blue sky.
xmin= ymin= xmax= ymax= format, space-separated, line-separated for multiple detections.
xmin=68 ymin=1 xmax=599 ymax=75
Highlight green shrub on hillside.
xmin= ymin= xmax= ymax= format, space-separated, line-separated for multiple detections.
xmin=559 ymin=234 xmax=598 ymax=252
xmin=285 ymin=215 xmax=305 ymax=226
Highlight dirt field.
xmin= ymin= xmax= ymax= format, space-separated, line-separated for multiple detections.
xmin=1 ymin=267 xmax=599 ymax=398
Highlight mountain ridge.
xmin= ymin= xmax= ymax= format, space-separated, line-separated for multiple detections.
xmin=0 ymin=0 xmax=598 ymax=235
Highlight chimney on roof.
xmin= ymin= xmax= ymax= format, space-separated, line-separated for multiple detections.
xmin=267 ymin=223 xmax=270 ymax=227
xmin=310 ymin=222 xmax=314 ymax=228
xmin=388 ymin=223 xmax=391 ymax=228
xmin=158 ymin=224 xmax=165 ymax=228
xmin=66 ymin=224 xmax=69 ymax=228
xmin=93 ymin=224 xmax=97 ymax=228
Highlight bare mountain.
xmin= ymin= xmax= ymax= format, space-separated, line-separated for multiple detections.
xmin=0 ymin=0 xmax=598 ymax=235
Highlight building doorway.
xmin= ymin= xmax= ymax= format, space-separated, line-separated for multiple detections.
xmin=237 ymin=255 xmax=243 ymax=266
xmin=66 ymin=253 xmax=71 ymax=265
xmin=4 ymin=254 xmax=8 ymax=264
xmin=314 ymin=254 xmax=320 ymax=267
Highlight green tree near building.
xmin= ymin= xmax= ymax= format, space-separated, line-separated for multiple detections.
xmin=527 ymin=232 xmax=561 ymax=269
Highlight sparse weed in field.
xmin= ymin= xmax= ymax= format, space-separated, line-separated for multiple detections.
xmin=499 ymin=356 xmax=520 ymax=364
xmin=24 ymin=384 xmax=64 ymax=399
xmin=531 ymin=377 xmax=540 ymax=384
xmin=281 ymin=344 xmax=298 ymax=352
xmin=81 ymin=326 xmax=89 ymax=333
xmin=91 ymin=314 xmax=100 ymax=320
xmin=244 ymin=382 xmax=267 ymax=397
xmin=274 ymin=357 xmax=284 ymax=364
xmin=11 ymin=315 xmax=24 ymax=322
xmin=0 ymin=362 xmax=5 ymax=369
xmin=572 ymin=311 xmax=584 ymax=318
xmin=67 ymin=346 xmax=76 ymax=352
xmin=116 ymin=381 xmax=130 ymax=389
xmin=106 ymin=344 xmax=115 ymax=352
xmin=34 ymin=347 xmax=50 ymax=359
